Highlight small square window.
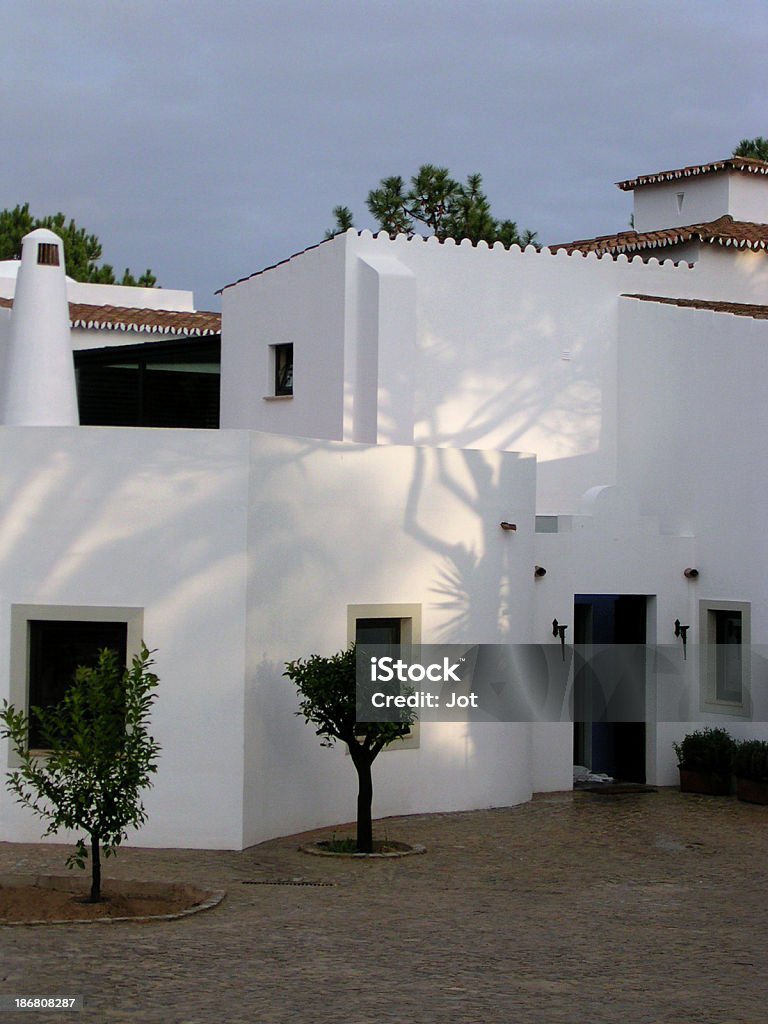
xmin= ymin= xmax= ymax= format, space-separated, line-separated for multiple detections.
xmin=273 ymin=343 xmax=293 ymax=396
xmin=27 ymin=620 xmax=128 ymax=748
xmin=9 ymin=605 xmax=143 ymax=757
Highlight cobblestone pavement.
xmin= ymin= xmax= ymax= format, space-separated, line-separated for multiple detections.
xmin=1 ymin=789 xmax=767 ymax=1024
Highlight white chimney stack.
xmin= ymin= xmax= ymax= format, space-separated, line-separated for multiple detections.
xmin=0 ymin=228 xmax=79 ymax=426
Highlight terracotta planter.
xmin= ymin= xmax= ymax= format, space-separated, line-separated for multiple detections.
xmin=735 ymin=777 xmax=768 ymax=805
xmin=678 ymin=767 xmax=731 ymax=796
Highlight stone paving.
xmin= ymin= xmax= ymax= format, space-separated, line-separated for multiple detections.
xmin=1 ymin=789 xmax=767 ymax=1023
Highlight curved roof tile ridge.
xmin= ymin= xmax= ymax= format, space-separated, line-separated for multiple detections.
xmin=0 ymin=296 xmax=220 ymax=336
xmin=617 ymin=157 xmax=768 ymax=191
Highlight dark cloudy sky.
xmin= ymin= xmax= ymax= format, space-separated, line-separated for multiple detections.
xmin=4 ymin=1 xmax=766 ymax=309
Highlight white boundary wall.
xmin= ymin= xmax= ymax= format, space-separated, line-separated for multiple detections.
xmin=0 ymin=427 xmax=539 ymax=850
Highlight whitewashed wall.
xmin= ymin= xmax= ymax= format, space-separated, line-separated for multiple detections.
xmin=631 ymin=175 xmax=731 ymax=232
xmin=220 ymin=236 xmax=348 ymax=438
xmin=242 ymin=436 xmax=538 ymax=846
xmin=728 ymin=172 xmax=768 ymax=225
xmin=0 ymin=427 xmax=251 ymax=850
xmin=0 ymin=426 xmax=542 ymax=850
xmin=617 ymin=297 xmax=768 ymax=779
xmin=630 ymin=170 xmax=768 ymax=232
xmin=223 ymin=228 xmax=768 ymax=518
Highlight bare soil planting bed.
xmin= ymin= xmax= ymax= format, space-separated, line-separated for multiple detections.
xmin=0 ymin=874 xmax=222 ymax=923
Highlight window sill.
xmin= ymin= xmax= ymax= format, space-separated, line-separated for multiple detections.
xmin=262 ymin=395 xmax=293 ymax=401
xmin=700 ymin=699 xmax=750 ymax=718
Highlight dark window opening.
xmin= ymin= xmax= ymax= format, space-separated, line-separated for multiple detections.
xmin=75 ymin=335 xmax=220 ymax=428
xmin=37 ymin=242 xmax=60 ymax=266
xmin=355 ymin=618 xmax=407 ymax=736
xmin=27 ymin=620 xmax=128 ymax=749
xmin=355 ymin=618 xmax=402 ymax=648
xmin=274 ymin=343 xmax=293 ymax=396
xmin=713 ymin=609 xmax=742 ymax=703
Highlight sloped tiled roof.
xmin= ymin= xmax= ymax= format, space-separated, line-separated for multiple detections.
xmin=616 ymin=157 xmax=768 ymax=191
xmin=623 ymin=293 xmax=768 ymax=320
xmin=0 ymin=296 xmax=220 ymax=336
xmin=552 ymin=216 xmax=768 ymax=256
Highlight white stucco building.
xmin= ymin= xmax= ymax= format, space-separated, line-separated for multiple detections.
xmin=2 ymin=155 xmax=768 ymax=849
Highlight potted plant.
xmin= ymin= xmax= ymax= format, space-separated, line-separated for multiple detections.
xmin=673 ymin=727 xmax=733 ymax=795
xmin=733 ymin=739 xmax=768 ymax=805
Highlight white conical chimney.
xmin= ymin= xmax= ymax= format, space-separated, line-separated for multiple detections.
xmin=0 ymin=228 xmax=79 ymax=426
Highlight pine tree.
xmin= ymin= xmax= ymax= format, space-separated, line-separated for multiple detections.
xmin=0 ymin=203 xmax=157 ymax=286
xmin=328 ymin=165 xmax=536 ymax=247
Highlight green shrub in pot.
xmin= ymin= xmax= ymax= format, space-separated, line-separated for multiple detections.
xmin=673 ymin=727 xmax=733 ymax=795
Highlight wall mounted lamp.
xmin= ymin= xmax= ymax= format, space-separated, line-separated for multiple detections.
xmin=683 ymin=568 xmax=699 ymax=579
xmin=534 ymin=565 xmax=547 ymax=578
xmin=500 ymin=522 xmax=517 ymax=531
xmin=552 ymin=618 xmax=568 ymax=660
xmin=674 ymin=619 xmax=690 ymax=659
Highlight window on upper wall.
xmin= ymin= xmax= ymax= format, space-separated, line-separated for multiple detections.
xmin=272 ymin=343 xmax=293 ymax=397
xmin=9 ymin=605 xmax=143 ymax=753
xmin=700 ymin=600 xmax=750 ymax=716
xmin=348 ymin=604 xmax=421 ymax=750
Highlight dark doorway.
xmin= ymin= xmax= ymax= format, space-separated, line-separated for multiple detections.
xmin=573 ymin=594 xmax=647 ymax=783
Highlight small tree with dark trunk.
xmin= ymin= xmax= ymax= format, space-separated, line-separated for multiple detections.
xmin=284 ymin=646 xmax=413 ymax=853
xmin=0 ymin=646 xmax=160 ymax=902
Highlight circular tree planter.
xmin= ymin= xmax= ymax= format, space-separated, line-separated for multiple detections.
xmin=301 ymin=840 xmax=425 ymax=858
xmin=0 ymin=874 xmax=225 ymax=925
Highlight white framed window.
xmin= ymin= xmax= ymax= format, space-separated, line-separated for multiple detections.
xmin=8 ymin=604 xmax=144 ymax=756
xmin=347 ymin=603 xmax=421 ymax=750
xmin=699 ymin=600 xmax=750 ymax=717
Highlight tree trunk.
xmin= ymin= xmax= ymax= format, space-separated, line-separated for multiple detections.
xmin=355 ymin=758 xmax=374 ymax=853
xmin=89 ymin=833 xmax=102 ymax=903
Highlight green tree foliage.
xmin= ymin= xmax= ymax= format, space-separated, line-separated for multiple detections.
xmin=0 ymin=203 xmax=157 ymax=286
xmin=328 ymin=164 xmax=537 ymax=247
xmin=0 ymin=646 xmax=161 ymax=902
xmin=324 ymin=205 xmax=355 ymax=239
xmin=284 ymin=646 xmax=413 ymax=853
xmin=733 ymin=137 xmax=768 ymax=161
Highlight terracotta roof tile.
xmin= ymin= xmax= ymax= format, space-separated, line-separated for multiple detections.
xmin=616 ymin=157 xmax=768 ymax=191
xmin=551 ymin=216 xmax=768 ymax=256
xmin=0 ymin=297 xmax=220 ymax=335
xmin=623 ymin=294 xmax=768 ymax=319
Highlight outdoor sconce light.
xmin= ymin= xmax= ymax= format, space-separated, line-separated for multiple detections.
xmin=552 ymin=618 xmax=568 ymax=660
xmin=674 ymin=619 xmax=690 ymax=660
xmin=534 ymin=565 xmax=547 ymax=578
xmin=684 ymin=568 xmax=699 ymax=579
xmin=500 ymin=521 xmax=517 ymax=531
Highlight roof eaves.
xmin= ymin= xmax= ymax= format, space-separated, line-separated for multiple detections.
xmin=616 ymin=157 xmax=768 ymax=191
xmin=216 ymin=233 xmax=338 ymax=294
xmin=1 ymin=296 xmax=221 ymax=335
xmin=622 ymin=293 xmax=768 ymax=320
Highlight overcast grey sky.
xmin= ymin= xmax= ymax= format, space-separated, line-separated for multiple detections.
xmin=3 ymin=1 xmax=766 ymax=309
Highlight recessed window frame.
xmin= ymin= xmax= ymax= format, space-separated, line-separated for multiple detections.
xmin=269 ymin=343 xmax=293 ymax=398
xmin=699 ymin=599 xmax=751 ymax=717
xmin=348 ymin=603 xmax=422 ymax=751
xmin=8 ymin=604 xmax=144 ymax=761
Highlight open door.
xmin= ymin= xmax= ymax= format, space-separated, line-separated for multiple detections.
xmin=573 ymin=594 xmax=647 ymax=783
